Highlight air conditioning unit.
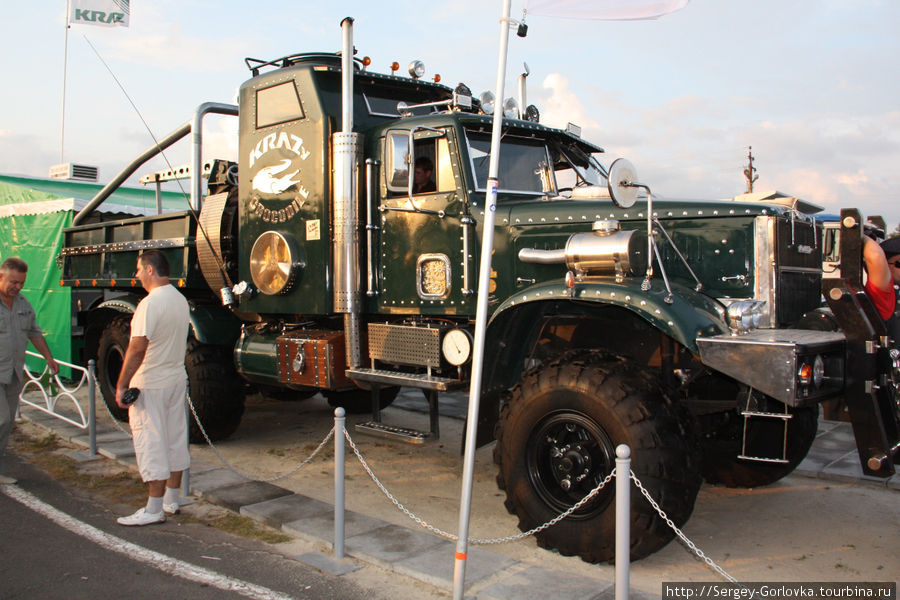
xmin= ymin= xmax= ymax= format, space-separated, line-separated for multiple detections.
xmin=48 ymin=163 xmax=99 ymax=182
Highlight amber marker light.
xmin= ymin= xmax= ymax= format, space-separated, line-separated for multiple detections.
xmin=390 ymin=61 xmax=400 ymax=74
xmin=131 ymin=279 xmax=137 ymax=286
xmin=110 ymin=279 xmax=116 ymax=287
xmin=91 ymin=279 xmax=97 ymax=286
xmin=59 ymin=280 xmax=64 ymax=286
xmin=362 ymin=56 xmax=371 ymax=69
xmin=74 ymin=280 xmax=81 ymax=286
xmin=798 ymin=363 xmax=813 ymax=385
xmin=433 ymin=74 xmax=441 ymax=83
xmin=178 ymin=279 xmax=186 ymax=288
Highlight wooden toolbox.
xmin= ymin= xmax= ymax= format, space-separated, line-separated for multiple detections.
xmin=277 ymin=330 xmax=352 ymax=388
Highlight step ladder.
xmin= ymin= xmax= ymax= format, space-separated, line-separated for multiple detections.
xmin=347 ymin=367 xmax=466 ymax=444
xmin=737 ymin=394 xmax=792 ymax=464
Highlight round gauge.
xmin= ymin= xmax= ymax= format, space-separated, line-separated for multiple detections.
xmin=442 ymin=328 xmax=473 ymax=367
xmin=249 ymin=231 xmax=302 ymax=295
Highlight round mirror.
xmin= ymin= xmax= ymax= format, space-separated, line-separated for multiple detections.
xmin=607 ymin=158 xmax=639 ymax=208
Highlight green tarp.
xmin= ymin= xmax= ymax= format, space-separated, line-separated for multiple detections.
xmin=0 ymin=174 xmax=189 ymax=376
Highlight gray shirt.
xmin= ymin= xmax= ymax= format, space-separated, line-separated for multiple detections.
xmin=0 ymin=293 xmax=43 ymax=384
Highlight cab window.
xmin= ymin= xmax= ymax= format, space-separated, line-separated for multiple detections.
xmin=256 ymin=81 xmax=304 ymax=128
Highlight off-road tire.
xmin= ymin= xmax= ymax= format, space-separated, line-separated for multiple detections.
xmin=701 ymin=396 xmax=818 ymax=488
xmin=96 ymin=315 xmax=132 ymax=423
xmin=493 ymin=350 xmax=701 ymax=563
xmin=324 ymin=386 xmax=399 ymax=414
xmin=186 ymin=339 xmax=245 ymax=443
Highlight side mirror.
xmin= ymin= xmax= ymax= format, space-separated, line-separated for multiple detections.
xmin=386 ymin=131 xmax=410 ymax=191
xmin=607 ymin=158 xmax=639 ymax=209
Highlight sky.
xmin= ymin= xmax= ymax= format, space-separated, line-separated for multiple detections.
xmin=1 ymin=0 xmax=898 ymax=230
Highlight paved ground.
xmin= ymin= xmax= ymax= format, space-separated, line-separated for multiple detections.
xmin=15 ymin=387 xmax=900 ymax=600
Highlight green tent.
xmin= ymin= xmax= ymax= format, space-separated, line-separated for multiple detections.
xmin=0 ymin=174 xmax=190 ymax=376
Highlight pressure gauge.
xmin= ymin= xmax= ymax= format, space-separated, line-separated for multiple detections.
xmin=442 ymin=328 xmax=473 ymax=366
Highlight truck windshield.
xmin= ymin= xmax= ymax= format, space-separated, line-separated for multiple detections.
xmin=465 ymin=131 xmax=554 ymax=196
xmin=553 ymin=143 xmax=609 ymax=189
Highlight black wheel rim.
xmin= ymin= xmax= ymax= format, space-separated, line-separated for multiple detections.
xmin=526 ymin=410 xmax=616 ymax=518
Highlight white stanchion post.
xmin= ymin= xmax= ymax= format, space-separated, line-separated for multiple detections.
xmin=87 ymin=360 xmax=97 ymax=457
xmin=334 ymin=407 xmax=346 ymax=559
xmin=182 ymin=376 xmax=191 ymax=498
xmin=615 ymin=444 xmax=631 ymax=600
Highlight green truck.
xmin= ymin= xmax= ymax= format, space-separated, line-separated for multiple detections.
xmin=59 ymin=19 xmax=898 ymax=562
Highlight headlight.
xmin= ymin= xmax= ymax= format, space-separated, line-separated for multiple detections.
xmin=408 ymin=60 xmax=425 ymax=79
xmin=249 ymin=231 xmax=303 ymax=295
xmin=479 ymin=91 xmax=495 ymax=115
xmin=725 ymin=300 xmax=766 ymax=334
xmin=502 ymin=97 xmax=519 ymax=118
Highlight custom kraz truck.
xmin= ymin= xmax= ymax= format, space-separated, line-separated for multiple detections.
xmin=59 ymin=19 xmax=898 ymax=562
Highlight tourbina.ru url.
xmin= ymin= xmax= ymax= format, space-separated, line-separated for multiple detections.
xmin=662 ymin=582 xmax=896 ymax=600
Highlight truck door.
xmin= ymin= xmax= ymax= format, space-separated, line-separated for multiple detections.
xmin=375 ymin=128 xmax=474 ymax=316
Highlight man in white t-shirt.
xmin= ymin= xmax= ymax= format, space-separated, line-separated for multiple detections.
xmin=114 ymin=250 xmax=190 ymax=526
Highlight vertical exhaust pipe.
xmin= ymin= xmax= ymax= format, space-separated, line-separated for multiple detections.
xmin=333 ymin=17 xmax=363 ymax=369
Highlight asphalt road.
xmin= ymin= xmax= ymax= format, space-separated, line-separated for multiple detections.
xmin=0 ymin=454 xmax=401 ymax=600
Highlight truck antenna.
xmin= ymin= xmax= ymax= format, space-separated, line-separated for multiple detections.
xmin=743 ymin=146 xmax=759 ymax=193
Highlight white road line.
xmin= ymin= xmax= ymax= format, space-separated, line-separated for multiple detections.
xmin=2 ymin=485 xmax=301 ymax=600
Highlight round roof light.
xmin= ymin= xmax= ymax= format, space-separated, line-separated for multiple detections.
xmin=408 ymin=60 xmax=425 ymax=79
xmin=479 ymin=91 xmax=495 ymax=115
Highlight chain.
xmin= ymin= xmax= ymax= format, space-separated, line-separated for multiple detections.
xmin=630 ymin=470 xmax=755 ymax=596
xmin=90 ymin=371 xmax=134 ymax=437
xmin=343 ymin=428 xmax=615 ymax=545
xmin=187 ymin=394 xmax=334 ymax=482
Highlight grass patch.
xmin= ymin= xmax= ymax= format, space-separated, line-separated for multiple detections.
xmin=182 ymin=513 xmax=292 ymax=544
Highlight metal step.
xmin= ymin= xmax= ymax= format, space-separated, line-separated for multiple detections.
xmin=347 ymin=367 xmax=465 ymax=391
xmin=355 ymin=421 xmax=432 ymax=444
xmin=739 ymin=407 xmax=793 ymax=464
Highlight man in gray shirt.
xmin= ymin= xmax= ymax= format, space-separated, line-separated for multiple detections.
xmin=0 ymin=257 xmax=58 ymax=485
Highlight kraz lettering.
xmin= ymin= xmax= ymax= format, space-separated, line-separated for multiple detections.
xmin=248 ymin=132 xmax=310 ymax=168
xmin=74 ymin=9 xmax=125 ymax=24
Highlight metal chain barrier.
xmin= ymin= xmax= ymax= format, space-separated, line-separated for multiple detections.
xmin=343 ymin=426 xmax=751 ymax=591
xmin=344 ymin=428 xmax=615 ymax=544
xmin=630 ymin=470 xmax=754 ymax=595
xmin=187 ymin=393 xmax=335 ymax=483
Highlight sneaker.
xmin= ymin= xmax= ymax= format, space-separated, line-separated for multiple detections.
xmin=163 ymin=501 xmax=179 ymax=515
xmin=117 ymin=507 xmax=166 ymax=526
xmin=0 ymin=474 xmax=17 ymax=485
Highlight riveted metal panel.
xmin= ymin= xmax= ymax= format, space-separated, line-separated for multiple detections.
xmin=368 ymin=323 xmax=441 ymax=368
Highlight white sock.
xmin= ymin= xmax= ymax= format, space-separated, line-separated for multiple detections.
xmin=146 ymin=495 xmax=164 ymax=514
xmin=163 ymin=486 xmax=180 ymax=504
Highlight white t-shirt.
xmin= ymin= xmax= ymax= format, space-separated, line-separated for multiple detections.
xmin=130 ymin=284 xmax=190 ymax=389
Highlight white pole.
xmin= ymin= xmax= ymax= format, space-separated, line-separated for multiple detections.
xmin=334 ymin=408 xmax=346 ymax=559
xmin=60 ymin=0 xmax=70 ymax=163
xmin=451 ymin=1 xmax=513 ymax=598
xmin=615 ymin=444 xmax=631 ymax=600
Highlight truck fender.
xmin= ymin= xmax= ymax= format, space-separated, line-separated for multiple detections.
xmin=488 ymin=278 xmax=727 ymax=353
xmin=92 ymin=297 xmax=242 ymax=347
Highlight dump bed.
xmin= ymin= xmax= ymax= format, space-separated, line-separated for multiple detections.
xmin=59 ymin=210 xmax=207 ymax=292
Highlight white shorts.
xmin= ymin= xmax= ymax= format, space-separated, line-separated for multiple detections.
xmin=129 ymin=380 xmax=190 ymax=482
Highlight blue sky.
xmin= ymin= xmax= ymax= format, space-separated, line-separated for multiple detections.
xmin=2 ymin=0 xmax=898 ymax=230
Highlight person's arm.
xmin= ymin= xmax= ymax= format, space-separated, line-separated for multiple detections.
xmin=863 ymin=236 xmax=892 ymax=291
xmin=115 ymin=336 xmax=149 ymax=408
xmin=28 ymin=334 xmax=58 ymax=375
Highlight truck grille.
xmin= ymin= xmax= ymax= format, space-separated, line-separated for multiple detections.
xmin=772 ymin=217 xmax=822 ymax=326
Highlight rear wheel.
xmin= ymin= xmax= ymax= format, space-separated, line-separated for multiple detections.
xmin=96 ymin=316 xmax=131 ymax=423
xmin=700 ymin=391 xmax=818 ymax=488
xmin=185 ymin=339 xmax=245 ymax=443
xmin=494 ymin=350 xmax=701 ymax=563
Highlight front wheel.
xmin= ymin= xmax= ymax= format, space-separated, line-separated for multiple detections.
xmin=494 ymin=351 xmax=701 ymax=563
xmin=185 ymin=339 xmax=245 ymax=443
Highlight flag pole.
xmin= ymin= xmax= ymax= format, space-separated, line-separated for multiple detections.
xmin=60 ymin=0 xmax=71 ymax=163
xmin=451 ymin=1 xmax=513 ymax=598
